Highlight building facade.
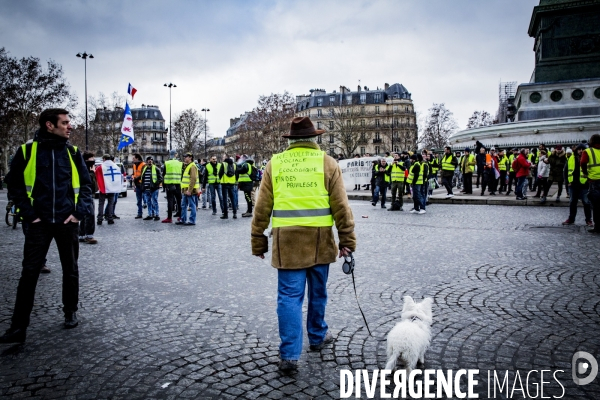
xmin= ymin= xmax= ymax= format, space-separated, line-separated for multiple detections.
xmin=295 ymin=83 xmax=418 ymax=156
xmin=93 ymin=105 xmax=168 ymax=173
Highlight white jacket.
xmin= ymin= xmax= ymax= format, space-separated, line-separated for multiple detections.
xmin=537 ymin=156 xmax=550 ymax=178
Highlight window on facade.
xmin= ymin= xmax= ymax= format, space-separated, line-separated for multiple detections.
xmin=329 ymin=134 xmax=334 ymax=143
xmin=317 ymin=109 xmax=322 ymax=117
xmin=317 ymin=135 xmax=322 ymax=144
xmin=375 ymin=146 xmax=380 ymax=154
xmin=154 ymin=111 xmax=158 ymax=118
xmin=145 ymin=111 xmax=148 ymax=118
xmin=108 ymin=114 xmax=112 ymax=120
xmin=142 ymin=121 xmax=146 ymax=128
xmin=317 ymin=98 xmax=323 ymax=107
xmin=153 ymin=121 xmax=156 ymax=129
xmin=317 ymin=122 xmax=322 ymax=129
xmin=360 ymin=147 xmax=366 ymax=155
xmin=375 ymin=106 xmax=380 ymax=114
xmin=360 ymin=93 xmax=366 ymax=104
xmin=346 ymin=109 xmax=350 ymax=116
xmin=394 ymin=146 xmax=399 ymax=153
xmin=330 ymin=148 xmax=335 ymax=156
xmin=393 ymin=105 xmax=398 ymax=112
xmin=375 ymin=132 xmax=380 ymax=140
xmin=346 ymin=120 xmax=351 ymax=127
xmin=405 ymin=106 xmax=409 ymax=112
xmin=160 ymin=122 xmax=164 ymax=129
xmin=346 ymin=94 xmax=352 ymax=105
xmin=394 ymin=118 xmax=399 ymax=127
xmin=375 ymin=119 xmax=380 ymax=127
xmin=361 ymin=106 xmax=365 ymax=115
xmin=329 ymin=121 xmax=334 ymax=129
xmin=374 ymin=93 xmax=381 ymax=103
xmin=330 ymin=95 xmax=335 ymax=105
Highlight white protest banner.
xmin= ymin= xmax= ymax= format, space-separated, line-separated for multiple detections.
xmin=338 ymin=157 xmax=379 ymax=191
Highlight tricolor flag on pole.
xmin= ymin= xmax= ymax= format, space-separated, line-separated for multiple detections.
xmin=127 ymin=83 xmax=137 ymax=99
xmin=117 ymin=102 xmax=134 ymax=151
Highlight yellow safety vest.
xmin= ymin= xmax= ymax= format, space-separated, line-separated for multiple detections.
xmin=238 ymin=163 xmax=254 ymax=183
xmin=567 ymin=154 xmax=586 ymax=184
xmin=406 ymin=161 xmax=424 ymax=185
xmin=181 ymin=162 xmax=200 ymax=189
xmin=498 ymin=155 xmax=509 ymax=171
xmin=271 ymin=148 xmax=333 ymax=228
xmin=509 ymin=154 xmax=516 ymax=172
xmin=584 ymin=147 xmax=600 ymax=180
xmin=221 ymin=163 xmax=237 ymax=184
xmin=141 ymin=165 xmax=158 ymax=183
xmin=430 ymin=158 xmax=440 ymax=173
xmin=390 ymin=162 xmax=405 ymax=182
xmin=206 ymin=163 xmax=222 ymax=184
xmin=22 ymin=141 xmax=80 ymax=206
xmin=163 ymin=159 xmax=183 ymax=184
xmin=441 ymin=154 xmax=455 ymax=171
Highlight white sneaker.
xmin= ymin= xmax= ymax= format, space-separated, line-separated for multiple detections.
xmin=410 ymin=209 xmax=417 ymax=213
xmin=418 ymin=209 xmax=426 ymax=214
xmin=447 ymin=194 xmax=455 ymax=198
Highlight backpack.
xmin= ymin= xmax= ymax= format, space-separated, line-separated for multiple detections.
xmin=225 ymin=162 xmax=235 ymax=177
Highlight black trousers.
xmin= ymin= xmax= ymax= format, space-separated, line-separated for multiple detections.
xmin=221 ymin=184 xmax=237 ymax=215
xmin=11 ymin=222 xmax=79 ymax=329
xmin=589 ymin=181 xmax=600 ymax=228
xmin=507 ymin=172 xmax=517 ymax=193
xmin=78 ymin=198 xmax=95 ymax=237
xmin=463 ymin=173 xmax=473 ymax=194
xmin=475 ymin=169 xmax=484 ymax=186
xmin=239 ymin=182 xmax=253 ymax=213
xmin=166 ymin=184 xmax=182 ymax=218
xmin=499 ymin=171 xmax=507 ymax=192
xmin=441 ymin=175 xmax=453 ymax=195
xmin=97 ymin=193 xmax=114 ymax=222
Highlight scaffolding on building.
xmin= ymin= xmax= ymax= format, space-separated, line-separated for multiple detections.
xmin=496 ymin=81 xmax=517 ymax=123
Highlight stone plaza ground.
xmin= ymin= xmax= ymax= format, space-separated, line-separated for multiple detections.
xmin=0 ymin=190 xmax=598 ymax=399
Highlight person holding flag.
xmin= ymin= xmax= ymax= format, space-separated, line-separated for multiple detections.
xmin=95 ymin=154 xmax=123 ymax=225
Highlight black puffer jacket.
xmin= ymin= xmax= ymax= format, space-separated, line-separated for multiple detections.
xmin=8 ymin=130 xmax=93 ymax=223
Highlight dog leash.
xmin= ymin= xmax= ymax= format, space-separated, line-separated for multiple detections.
xmin=343 ymin=253 xmax=372 ymax=336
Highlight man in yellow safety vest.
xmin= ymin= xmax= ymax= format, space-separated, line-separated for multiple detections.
xmin=582 ymin=134 xmax=600 ymax=233
xmin=251 ymin=117 xmax=356 ymax=371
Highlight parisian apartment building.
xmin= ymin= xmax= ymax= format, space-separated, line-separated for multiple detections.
xmin=295 ymin=83 xmax=418 ymax=156
xmin=93 ymin=105 xmax=168 ymax=173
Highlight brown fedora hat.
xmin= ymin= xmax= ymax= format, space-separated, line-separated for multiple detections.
xmin=281 ymin=117 xmax=325 ymax=138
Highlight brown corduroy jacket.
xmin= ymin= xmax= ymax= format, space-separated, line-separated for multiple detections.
xmin=251 ymin=142 xmax=356 ymax=269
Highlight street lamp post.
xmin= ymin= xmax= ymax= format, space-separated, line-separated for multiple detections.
xmin=76 ymin=52 xmax=94 ymax=150
xmin=201 ymin=108 xmax=210 ymax=158
xmin=163 ymin=83 xmax=177 ymax=151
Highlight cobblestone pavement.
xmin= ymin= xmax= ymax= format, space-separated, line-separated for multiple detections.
xmin=0 ymin=192 xmax=598 ymax=399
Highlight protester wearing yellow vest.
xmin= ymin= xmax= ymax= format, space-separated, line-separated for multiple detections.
xmin=407 ymin=154 xmax=427 ymax=214
xmin=460 ymin=148 xmax=476 ymax=194
xmin=440 ymin=146 xmax=458 ymax=198
xmin=202 ymin=156 xmax=225 ymax=215
xmin=237 ymin=155 xmax=257 ymax=217
xmin=141 ymin=157 xmax=163 ymax=220
xmin=581 ymin=134 xmax=600 ymax=232
xmin=389 ymin=153 xmax=407 ymax=211
xmin=372 ymin=158 xmax=391 ymax=208
xmin=162 ymin=151 xmax=183 ymax=223
xmin=561 ymin=144 xmax=592 ymax=227
xmin=175 ymin=152 xmax=200 ymax=226
xmin=0 ymin=109 xmax=94 ymax=344
xmin=506 ymin=148 xmax=519 ymax=195
xmin=497 ymin=149 xmax=509 ymax=193
xmin=220 ymin=155 xmax=238 ymax=219
xmin=251 ymin=117 xmax=356 ymax=372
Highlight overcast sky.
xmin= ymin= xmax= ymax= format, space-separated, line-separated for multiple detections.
xmin=1 ymin=0 xmax=539 ymax=138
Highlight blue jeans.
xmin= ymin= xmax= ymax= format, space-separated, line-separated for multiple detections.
xmin=202 ymin=187 xmax=211 ymax=208
xmin=516 ymin=176 xmax=527 ymax=198
xmin=277 ymin=264 xmax=330 ymax=360
xmin=233 ymin=185 xmax=239 ymax=208
xmin=135 ymin=186 xmax=144 ymax=216
xmin=421 ymin=182 xmax=428 ymax=210
xmin=180 ymin=194 xmax=198 ymax=224
xmin=143 ymin=190 xmax=159 ymax=216
xmin=373 ymin=185 xmax=387 ymax=206
xmin=208 ymin=183 xmax=223 ymax=213
xmin=412 ymin=184 xmax=423 ymax=211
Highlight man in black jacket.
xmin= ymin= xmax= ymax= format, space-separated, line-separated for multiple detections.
xmin=0 ymin=109 xmax=93 ymax=343
xmin=475 ymin=147 xmax=486 ymax=188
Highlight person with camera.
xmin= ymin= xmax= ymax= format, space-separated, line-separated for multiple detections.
xmin=251 ymin=117 xmax=356 ymax=372
xmin=372 ymin=158 xmax=391 ymax=208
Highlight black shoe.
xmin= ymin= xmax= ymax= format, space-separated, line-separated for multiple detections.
xmin=96 ymin=220 xmax=102 ymax=225
xmin=309 ymin=331 xmax=334 ymax=351
xmin=143 ymin=204 xmax=147 ymax=208
xmin=135 ymin=215 xmax=143 ymax=219
xmin=278 ymin=359 xmax=298 ymax=372
xmin=153 ymin=216 xmax=160 ymax=221
xmin=40 ymin=265 xmax=51 ymax=273
xmin=0 ymin=327 xmax=26 ymax=343
xmin=174 ymin=212 xmax=181 ymax=217
xmin=588 ymin=229 xmax=600 ymax=234
xmin=107 ymin=220 xmax=115 ymax=225
xmin=175 ymin=221 xmax=185 ymax=225
xmin=233 ymin=214 xmax=237 ymax=219
xmin=64 ymin=313 xmax=78 ymax=329
xmin=220 ymin=214 xmax=228 ymax=219
xmin=212 ymin=211 xmax=217 ymax=215
xmin=112 ymin=215 xmax=120 ymax=219
xmin=143 ymin=216 xmax=152 ymax=220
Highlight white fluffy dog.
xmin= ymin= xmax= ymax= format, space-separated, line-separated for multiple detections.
xmin=385 ymin=296 xmax=433 ymax=373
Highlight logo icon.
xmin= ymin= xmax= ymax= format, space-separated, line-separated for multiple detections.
xmin=572 ymin=351 xmax=598 ymax=386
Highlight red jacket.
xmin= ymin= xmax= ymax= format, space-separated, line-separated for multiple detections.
xmin=512 ymin=154 xmax=531 ymax=178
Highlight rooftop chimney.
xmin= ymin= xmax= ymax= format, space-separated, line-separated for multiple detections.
xmin=357 ymin=85 xmax=361 ymax=92
xmin=384 ymin=83 xmax=389 ymax=90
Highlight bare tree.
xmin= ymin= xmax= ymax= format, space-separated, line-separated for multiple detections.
xmin=323 ymin=99 xmax=370 ymax=158
xmin=85 ymin=92 xmax=128 ymax=156
xmin=467 ymin=110 xmax=494 ymax=129
xmin=171 ymin=108 xmax=207 ymax=155
xmin=418 ymin=103 xmax=458 ymax=150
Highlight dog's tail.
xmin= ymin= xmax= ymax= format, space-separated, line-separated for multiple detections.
xmin=385 ymin=348 xmax=400 ymax=371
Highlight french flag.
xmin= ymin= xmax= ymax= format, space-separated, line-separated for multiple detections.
xmin=127 ymin=83 xmax=137 ymax=99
